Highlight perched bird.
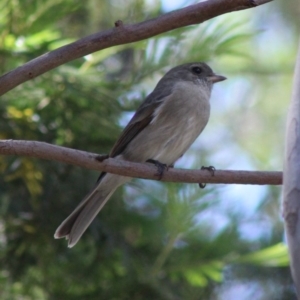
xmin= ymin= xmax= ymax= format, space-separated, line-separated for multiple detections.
xmin=54 ymin=62 xmax=226 ymax=247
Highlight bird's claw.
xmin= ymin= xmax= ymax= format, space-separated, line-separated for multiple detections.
xmin=201 ymin=165 xmax=215 ymax=175
xmin=147 ymin=159 xmax=168 ymax=180
xmin=199 ymin=165 xmax=216 ymax=189
xmin=95 ymin=154 xmax=109 ymax=162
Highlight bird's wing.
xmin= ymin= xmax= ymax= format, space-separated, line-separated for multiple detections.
xmin=110 ymin=103 xmax=159 ymax=157
xmin=110 ymin=85 xmax=173 ymax=157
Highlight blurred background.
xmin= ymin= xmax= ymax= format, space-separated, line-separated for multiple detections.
xmin=0 ymin=0 xmax=299 ymax=299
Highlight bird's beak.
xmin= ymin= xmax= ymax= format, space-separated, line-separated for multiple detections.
xmin=207 ymin=74 xmax=227 ymax=83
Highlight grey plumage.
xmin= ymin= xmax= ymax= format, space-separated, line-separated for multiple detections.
xmin=54 ymin=62 xmax=226 ymax=247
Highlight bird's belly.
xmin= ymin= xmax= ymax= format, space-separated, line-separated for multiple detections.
xmin=150 ymin=114 xmax=208 ymax=165
xmin=123 ymin=105 xmax=210 ymax=165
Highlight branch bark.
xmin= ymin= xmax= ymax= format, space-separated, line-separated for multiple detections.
xmin=0 ymin=140 xmax=282 ymax=185
xmin=283 ymin=38 xmax=300 ymax=297
xmin=0 ymin=0 xmax=272 ymax=96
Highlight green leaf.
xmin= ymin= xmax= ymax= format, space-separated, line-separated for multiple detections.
xmin=183 ymin=261 xmax=224 ymax=287
xmin=236 ymin=243 xmax=290 ymax=267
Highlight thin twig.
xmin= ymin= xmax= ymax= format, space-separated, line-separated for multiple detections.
xmin=151 ymin=233 xmax=180 ymax=277
xmin=0 ymin=140 xmax=282 ymax=185
xmin=0 ymin=0 xmax=273 ymax=96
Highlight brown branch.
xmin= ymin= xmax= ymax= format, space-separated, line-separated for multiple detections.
xmin=0 ymin=140 xmax=282 ymax=185
xmin=0 ymin=0 xmax=272 ymax=96
xmin=283 ymin=38 xmax=300 ymax=296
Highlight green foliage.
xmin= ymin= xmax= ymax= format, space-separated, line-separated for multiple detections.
xmin=0 ymin=0 xmax=296 ymax=299
xmin=237 ymin=243 xmax=289 ymax=267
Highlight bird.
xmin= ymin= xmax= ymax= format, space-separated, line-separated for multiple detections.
xmin=54 ymin=62 xmax=226 ymax=247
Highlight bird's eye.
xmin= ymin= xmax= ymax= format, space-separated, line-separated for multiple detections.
xmin=192 ymin=66 xmax=202 ymax=74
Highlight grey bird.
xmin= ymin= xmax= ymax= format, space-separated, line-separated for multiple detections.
xmin=54 ymin=62 xmax=226 ymax=247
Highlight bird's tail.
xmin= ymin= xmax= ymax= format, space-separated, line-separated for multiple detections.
xmin=54 ymin=173 xmax=129 ymax=248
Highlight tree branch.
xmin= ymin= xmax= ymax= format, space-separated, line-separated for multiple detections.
xmin=0 ymin=0 xmax=272 ymax=96
xmin=0 ymin=140 xmax=282 ymax=185
xmin=283 ymin=38 xmax=300 ymax=296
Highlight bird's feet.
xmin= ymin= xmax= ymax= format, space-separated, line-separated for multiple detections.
xmin=199 ymin=166 xmax=215 ymax=189
xmin=95 ymin=154 xmax=109 ymax=162
xmin=146 ymin=159 xmax=168 ymax=180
